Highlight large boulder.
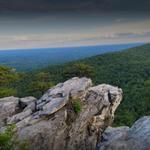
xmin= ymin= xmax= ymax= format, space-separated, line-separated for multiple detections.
xmin=7 ymin=109 xmax=32 ymax=124
xmin=17 ymin=78 xmax=122 ymax=150
xmin=0 ymin=96 xmax=19 ymax=127
xmin=0 ymin=77 xmax=123 ymax=150
xmin=98 ymin=116 xmax=150 ymax=150
xmin=36 ymin=77 xmax=92 ymax=116
xmin=0 ymin=96 xmax=36 ymax=129
xmin=20 ymin=96 xmax=37 ymax=109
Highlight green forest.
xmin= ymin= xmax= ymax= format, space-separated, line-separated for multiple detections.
xmin=0 ymin=44 xmax=150 ymax=126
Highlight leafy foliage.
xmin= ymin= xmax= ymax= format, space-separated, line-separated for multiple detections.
xmin=0 ymin=125 xmax=28 ymax=150
xmin=0 ymin=66 xmax=20 ymax=86
xmin=0 ymin=88 xmax=17 ymax=98
xmin=0 ymin=125 xmax=15 ymax=150
xmin=26 ymin=81 xmax=53 ymax=98
xmin=72 ymin=99 xmax=82 ymax=114
xmin=0 ymin=66 xmax=21 ymax=98
xmin=63 ymin=62 xmax=94 ymax=79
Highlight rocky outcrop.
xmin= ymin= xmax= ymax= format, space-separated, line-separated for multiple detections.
xmin=0 ymin=96 xmax=37 ymax=128
xmin=98 ymin=116 xmax=150 ymax=150
xmin=20 ymin=96 xmax=36 ymax=110
xmin=0 ymin=77 xmax=122 ymax=150
xmin=36 ymin=77 xmax=92 ymax=116
xmin=0 ymin=96 xmax=19 ymax=127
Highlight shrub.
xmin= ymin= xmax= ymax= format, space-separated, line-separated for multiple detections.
xmin=0 ymin=125 xmax=15 ymax=150
xmin=0 ymin=66 xmax=20 ymax=86
xmin=63 ymin=62 xmax=94 ymax=79
xmin=0 ymin=125 xmax=29 ymax=150
xmin=0 ymin=88 xmax=17 ymax=98
xmin=72 ymin=99 xmax=82 ymax=114
xmin=26 ymin=81 xmax=54 ymax=98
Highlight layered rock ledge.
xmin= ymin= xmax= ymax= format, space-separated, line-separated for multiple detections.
xmin=0 ymin=77 xmax=122 ymax=150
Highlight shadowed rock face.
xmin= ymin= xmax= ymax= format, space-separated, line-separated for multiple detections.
xmin=0 ymin=77 xmax=122 ymax=150
xmin=98 ymin=116 xmax=150 ymax=150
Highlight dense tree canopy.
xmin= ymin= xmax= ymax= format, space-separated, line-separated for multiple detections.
xmin=63 ymin=63 xmax=94 ymax=79
xmin=0 ymin=66 xmax=19 ymax=86
xmin=0 ymin=66 xmax=21 ymax=98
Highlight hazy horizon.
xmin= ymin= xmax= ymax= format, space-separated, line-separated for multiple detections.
xmin=0 ymin=42 xmax=146 ymax=51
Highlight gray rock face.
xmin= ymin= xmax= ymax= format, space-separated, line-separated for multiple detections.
xmin=7 ymin=109 xmax=32 ymax=124
xmin=0 ymin=77 xmax=122 ymax=150
xmin=20 ymin=96 xmax=36 ymax=109
xmin=36 ymin=77 xmax=92 ymax=116
xmin=102 ymin=126 xmax=129 ymax=141
xmin=99 ymin=116 xmax=150 ymax=150
xmin=128 ymin=116 xmax=150 ymax=141
xmin=0 ymin=96 xmax=37 ymax=129
xmin=23 ymin=101 xmax=36 ymax=112
xmin=18 ymin=78 xmax=122 ymax=150
xmin=86 ymin=84 xmax=122 ymax=121
xmin=0 ymin=96 xmax=19 ymax=127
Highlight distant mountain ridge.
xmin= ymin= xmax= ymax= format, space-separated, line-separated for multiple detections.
xmin=0 ymin=43 xmax=143 ymax=71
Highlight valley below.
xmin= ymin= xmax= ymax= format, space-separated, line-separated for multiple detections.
xmin=0 ymin=43 xmax=150 ymax=150
xmin=0 ymin=43 xmax=142 ymax=71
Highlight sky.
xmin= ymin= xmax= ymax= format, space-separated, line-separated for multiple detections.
xmin=0 ymin=0 xmax=150 ymax=50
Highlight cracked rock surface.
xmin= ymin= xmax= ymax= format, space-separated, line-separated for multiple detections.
xmin=0 ymin=77 xmax=122 ymax=150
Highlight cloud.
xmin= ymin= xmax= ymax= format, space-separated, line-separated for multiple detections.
xmin=115 ymin=31 xmax=150 ymax=38
xmin=0 ymin=0 xmax=150 ymax=12
xmin=69 ymin=31 xmax=150 ymax=43
xmin=0 ymin=13 xmax=150 ymax=50
xmin=1 ymin=31 xmax=149 ymax=47
xmin=1 ymin=31 xmax=150 ymax=43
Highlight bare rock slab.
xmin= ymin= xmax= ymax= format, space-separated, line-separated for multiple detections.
xmin=0 ymin=96 xmax=19 ymax=127
xmin=20 ymin=96 xmax=37 ymax=109
xmin=36 ymin=77 xmax=92 ymax=115
xmin=99 ymin=116 xmax=150 ymax=150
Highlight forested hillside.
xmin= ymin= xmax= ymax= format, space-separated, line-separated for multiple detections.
xmin=0 ymin=44 xmax=150 ymax=126
xmin=0 ymin=66 xmax=21 ymax=97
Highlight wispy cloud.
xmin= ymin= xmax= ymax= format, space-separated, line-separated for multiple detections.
xmin=115 ymin=31 xmax=150 ymax=38
xmin=0 ymin=13 xmax=150 ymax=50
xmin=0 ymin=30 xmax=150 ymax=50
